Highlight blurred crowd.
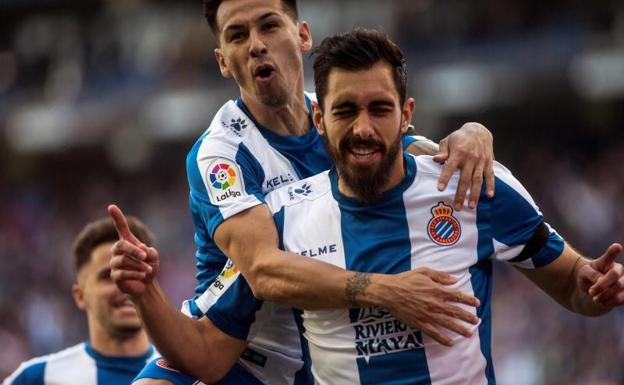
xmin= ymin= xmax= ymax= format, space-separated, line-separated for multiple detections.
xmin=1 ymin=0 xmax=623 ymax=383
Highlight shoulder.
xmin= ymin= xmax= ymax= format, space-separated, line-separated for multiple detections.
xmin=265 ymin=171 xmax=331 ymax=214
xmin=3 ymin=343 xmax=86 ymax=385
xmin=188 ymin=100 xmax=256 ymax=162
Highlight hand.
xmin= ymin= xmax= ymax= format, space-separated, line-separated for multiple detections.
xmin=382 ymin=268 xmax=480 ymax=347
xmin=108 ymin=204 xmax=160 ymax=297
xmin=433 ymin=122 xmax=495 ymax=211
xmin=584 ymin=243 xmax=624 ymax=308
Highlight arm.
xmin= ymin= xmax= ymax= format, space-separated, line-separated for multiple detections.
xmin=406 ymin=122 xmax=495 ymax=211
xmin=214 ymin=204 xmax=480 ymax=345
xmin=517 ymin=242 xmax=623 ymax=316
xmin=108 ymin=205 xmax=246 ymax=384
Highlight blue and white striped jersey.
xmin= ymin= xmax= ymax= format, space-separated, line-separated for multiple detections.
xmin=204 ymin=154 xmax=565 ymax=385
xmin=2 ymin=342 xmax=157 ymax=385
xmin=183 ymin=95 xmax=425 ymax=385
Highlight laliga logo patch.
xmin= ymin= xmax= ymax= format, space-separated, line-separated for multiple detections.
xmin=156 ymin=359 xmax=181 ymax=372
xmin=210 ymin=163 xmax=237 ymax=190
xmin=209 ymin=258 xmax=241 ymax=296
xmin=206 ymin=159 xmax=244 ymax=203
xmin=427 ymin=202 xmax=461 ymax=246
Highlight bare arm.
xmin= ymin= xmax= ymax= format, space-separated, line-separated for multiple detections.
xmin=517 ymin=242 xmax=624 ymax=316
xmin=108 ymin=205 xmax=245 ymax=384
xmin=214 ymin=204 xmax=480 ymax=345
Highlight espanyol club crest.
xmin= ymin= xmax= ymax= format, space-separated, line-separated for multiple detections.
xmin=427 ymin=202 xmax=461 ymax=246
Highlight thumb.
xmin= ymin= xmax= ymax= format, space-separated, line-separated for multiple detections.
xmin=591 ymin=243 xmax=623 ymax=274
xmin=107 ymin=204 xmax=141 ymax=246
xmin=432 ymin=139 xmax=449 ymax=163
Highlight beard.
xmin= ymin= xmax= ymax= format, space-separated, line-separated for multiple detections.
xmin=323 ymin=125 xmax=403 ymax=203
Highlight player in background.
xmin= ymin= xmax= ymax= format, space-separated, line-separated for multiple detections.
xmin=2 ymin=216 xmax=159 ymax=385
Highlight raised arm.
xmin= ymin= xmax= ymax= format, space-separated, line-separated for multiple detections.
xmin=214 ymin=204 xmax=480 ymax=345
xmin=108 ymin=205 xmax=245 ymax=384
xmin=518 ymin=242 xmax=624 ymax=316
xmin=406 ymin=122 xmax=495 ymax=211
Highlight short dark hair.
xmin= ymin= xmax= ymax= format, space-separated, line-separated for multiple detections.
xmin=72 ymin=216 xmax=154 ymax=274
xmin=312 ymin=28 xmax=408 ymax=109
xmin=203 ymin=0 xmax=299 ymax=36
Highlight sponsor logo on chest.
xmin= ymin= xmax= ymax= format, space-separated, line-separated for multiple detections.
xmin=265 ymin=173 xmax=296 ymax=191
xmin=350 ymin=307 xmax=424 ymax=361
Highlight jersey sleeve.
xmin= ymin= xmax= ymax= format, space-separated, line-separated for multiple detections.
xmin=486 ymin=163 xmax=564 ymax=269
xmin=402 ymin=135 xmax=436 ymax=150
xmin=200 ymin=270 xmax=267 ymax=341
xmin=186 ymin=137 xmax=267 ymax=239
xmin=2 ymin=361 xmax=45 ymax=385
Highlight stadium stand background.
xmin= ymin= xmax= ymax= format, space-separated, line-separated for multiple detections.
xmin=0 ymin=1 xmax=623 ymax=383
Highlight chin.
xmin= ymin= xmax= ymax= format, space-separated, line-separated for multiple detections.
xmin=110 ymin=322 xmax=143 ymax=338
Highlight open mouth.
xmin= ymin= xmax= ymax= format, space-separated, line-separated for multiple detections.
xmin=254 ymin=64 xmax=275 ymax=80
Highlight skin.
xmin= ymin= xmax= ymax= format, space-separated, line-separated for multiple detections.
xmin=72 ymin=242 xmax=150 ymax=356
xmin=312 ymin=58 xmax=624 ymax=319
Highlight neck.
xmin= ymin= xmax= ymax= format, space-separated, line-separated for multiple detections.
xmin=89 ymin=324 xmax=150 ymax=357
xmin=240 ymin=89 xmax=310 ymax=136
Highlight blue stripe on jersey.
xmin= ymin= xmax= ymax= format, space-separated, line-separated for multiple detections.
xmin=474 ymin=187 xmax=499 ymax=385
xmin=401 ymin=135 xmax=418 ymax=149
xmin=333 ymin=155 xmax=433 ymax=385
xmin=136 ymin=358 xmax=264 ymax=385
xmin=236 ymin=98 xmax=331 ymax=179
xmin=205 ymin=275 xmax=264 ymax=340
xmin=8 ymin=362 xmax=46 ymax=385
xmin=236 ymin=142 xmax=266 ymax=203
xmin=292 ymin=310 xmax=314 ymax=385
xmin=273 ymin=206 xmax=286 ymax=251
xmin=490 ymin=176 xmax=563 ymax=267
xmin=490 ymin=177 xmax=542 ymax=248
xmin=86 ymin=342 xmax=155 ymax=384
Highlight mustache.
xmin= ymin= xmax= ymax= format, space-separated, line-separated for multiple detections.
xmin=340 ymin=134 xmax=385 ymax=153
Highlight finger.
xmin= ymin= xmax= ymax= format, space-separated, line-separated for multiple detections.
xmin=591 ymin=243 xmax=623 ymax=273
xmin=433 ymin=315 xmax=474 ymax=338
xmin=593 ymin=279 xmax=624 ymax=305
xmin=441 ymin=288 xmax=480 ymax=308
xmin=589 ymin=268 xmax=621 ymax=296
xmin=112 ymin=240 xmax=147 ymax=262
xmin=467 ymin=161 xmax=484 ymax=210
xmin=604 ymin=291 xmax=624 ymax=308
xmin=110 ymin=269 xmax=146 ymax=282
xmin=440 ymin=303 xmax=479 ymax=325
xmin=432 ymin=139 xmax=449 ymax=164
xmin=423 ymin=269 xmax=458 ymax=285
xmin=108 ymin=204 xmax=141 ymax=245
xmin=453 ymin=161 xmax=474 ymax=211
xmin=437 ymin=158 xmax=459 ymax=193
xmin=416 ymin=321 xmax=453 ymax=347
xmin=578 ymin=264 xmax=602 ymax=288
xmin=484 ymin=157 xmax=495 ymax=198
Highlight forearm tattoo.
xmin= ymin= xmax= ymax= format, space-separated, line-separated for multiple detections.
xmin=346 ymin=272 xmax=371 ymax=307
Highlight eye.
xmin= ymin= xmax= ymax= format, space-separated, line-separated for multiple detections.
xmin=263 ymin=22 xmax=278 ymax=31
xmin=229 ymin=31 xmax=246 ymax=42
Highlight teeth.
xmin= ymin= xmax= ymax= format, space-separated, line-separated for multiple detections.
xmin=351 ymin=147 xmax=376 ymax=156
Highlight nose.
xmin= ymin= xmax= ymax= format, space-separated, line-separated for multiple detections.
xmin=352 ymin=112 xmax=375 ymax=139
xmin=249 ymin=29 xmax=267 ymax=58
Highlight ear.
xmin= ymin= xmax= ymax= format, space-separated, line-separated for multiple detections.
xmin=401 ymin=97 xmax=416 ymax=135
xmin=298 ymin=21 xmax=313 ymax=53
xmin=214 ymin=48 xmax=232 ymax=78
xmin=312 ymin=101 xmax=325 ymax=136
xmin=72 ymin=283 xmax=87 ymax=311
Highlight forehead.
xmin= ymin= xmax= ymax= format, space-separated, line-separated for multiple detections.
xmin=80 ymin=242 xmax=114 ymax=276
xmin=325 ymin=61 xmax=399 ymax=106
xmin=217 ymin=0 xmax=290 ymax=31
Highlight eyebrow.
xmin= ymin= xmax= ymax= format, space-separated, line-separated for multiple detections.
xmin=331 ymin=99 xmax=395 ymax=110
xmin=223 ymin=12 xmax=281 ymax=33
